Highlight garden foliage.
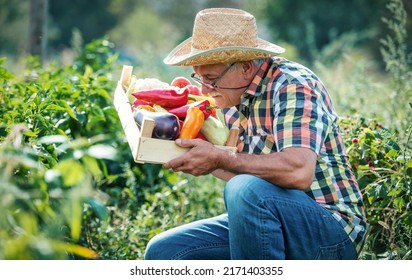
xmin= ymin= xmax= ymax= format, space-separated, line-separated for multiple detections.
xmin=0 ymin=39 xmax=167 ymax=259
xmin=340 ymin=116 xmax=411 ymax=259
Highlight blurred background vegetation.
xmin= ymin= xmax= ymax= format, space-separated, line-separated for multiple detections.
xmin=2 ymin=0 xmax=411 ymax=71
xmin=0 ymin=0 xmax=411 ymax=260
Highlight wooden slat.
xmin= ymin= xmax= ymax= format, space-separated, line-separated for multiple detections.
xmin=114 ymin=81 xmax=142 ymax=162
xmin=140 ymin=119 xmax=155 ymax=138
xmin=137 ymin=137 xmax=189 ymax=164
xmin=225 ymin=126 xmax=239 ymax=147
xmin=137 ymin=136 xmax=237 ymax=164
xmin=120 ymin=65 xmax=133 ymax=90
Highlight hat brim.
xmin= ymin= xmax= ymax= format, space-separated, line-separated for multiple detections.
xmin=163 ymin=37 xmax=285 ymax=66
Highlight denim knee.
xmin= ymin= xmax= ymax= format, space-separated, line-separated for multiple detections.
xmin=144 ymin=234 xmax=168 ymax=260
xmin=225 ymin=174 xmax=311 ymax=207
xmin=144 ymin=236 xmax=158 ymax=260
xmin=224 ymin=174 xmax=265 ymax=211
xmin=225 ymin=174 xmax=252 ymax=204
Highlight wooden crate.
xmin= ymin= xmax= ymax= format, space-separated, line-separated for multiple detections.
xmin=113 ymin=65 xmax=238 ymax=164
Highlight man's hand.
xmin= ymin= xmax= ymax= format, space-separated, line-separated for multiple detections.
xmin=163 ymin=138 xmax=222 ymax=176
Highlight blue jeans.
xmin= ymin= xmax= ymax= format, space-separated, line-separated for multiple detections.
xmin=144 ymin=174 xmax=357 ymax=260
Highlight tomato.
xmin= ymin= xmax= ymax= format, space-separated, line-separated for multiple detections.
xmin=171 ymin=76 xmax=191 ymax=88
xmin=184 ymin=84 xmax=201 ymax=96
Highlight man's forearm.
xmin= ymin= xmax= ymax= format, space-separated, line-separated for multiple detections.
xmin=216 ymin=147 xmax=316 ymax=190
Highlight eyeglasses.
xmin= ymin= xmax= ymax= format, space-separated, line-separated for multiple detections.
xmin=190 ymin=62 xmax=250 ymax=90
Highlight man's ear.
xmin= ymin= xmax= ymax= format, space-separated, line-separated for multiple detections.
xmin=240 ymin=61 xmax=256 ymax=79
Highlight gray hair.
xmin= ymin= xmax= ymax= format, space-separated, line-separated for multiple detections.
xmin=228 ymin=58 xmax=267 ymax=70
xmin=251 ymin=58 xmax=267 ymax=67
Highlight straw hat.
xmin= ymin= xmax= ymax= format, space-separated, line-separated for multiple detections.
xmin=163 ymin=8 xmax=285 ymax=66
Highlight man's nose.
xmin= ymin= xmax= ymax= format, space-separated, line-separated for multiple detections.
xmin=200 ymin=84 xmax=214 ymax=94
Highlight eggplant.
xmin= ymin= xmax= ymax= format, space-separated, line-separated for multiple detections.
xmin=133 ymin=109 xmax=180 ymax=140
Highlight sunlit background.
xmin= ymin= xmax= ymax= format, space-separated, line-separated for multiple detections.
xmin=2 ymin=0 xmax=411 ymax=67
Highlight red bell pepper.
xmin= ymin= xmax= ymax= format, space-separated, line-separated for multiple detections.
xmin=131 ymin=99 xmax=152 ymax=110
xmin=167 ymin=100 xmax=212 ymax=120
xmin=195 ymin=131 xmax=208 ymax=141
xmin=131 ymin=87 xmax=189 ymax=108
xmin=210 ymin=107 xmax=217 ymax=118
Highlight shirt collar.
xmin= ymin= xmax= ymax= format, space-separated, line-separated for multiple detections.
xmin=243 ymin=57 xmax=273 ymax=98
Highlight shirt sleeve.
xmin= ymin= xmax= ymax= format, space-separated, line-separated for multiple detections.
xmin=273 ymin=83 xmax=330 ymax=154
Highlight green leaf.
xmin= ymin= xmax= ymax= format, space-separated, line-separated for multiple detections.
xmin=38 ymin=99 xmax=50 ymax=112
xmin=83 ymin=64 xmax=93 ymax=79
xmin=91 ymin=106 xmax=106 ymax=122
xmin=55 ymin=100 xmax=78 ymax=120
xmin=38 ymin=135 xmax=68 ymax=145
xmin=35 ymin=114 xmax=48 ymax=128
xmin=393 ymin=197 xmax=405 ymax=212
xmin=405 ymin=213 xmax=412 ymax=226
xmin=85 ymin=197 xmax=109 ymax=221
xmin=87 ymin=144 xmax=117 ymax=160
xmin=23 ymin=130 xmax=39 ymax=138
xmin=45 ymin=104 xmax=67 ymax=112
xmin=16 ymin=212 xmax=38 ymax=235
xmin=52 ymin=241 xmax=97 ymax=259
xmin=55 ymin=159 xmax=85 ymax=186
xmin=66 ymin=197 xmax=83 ymax=241
xmin=385 ymin=149 xmax=398 ymax=159
xmin=387 ymin=186 xmax=401 ymax=197
xmin=406 ymin=160 xmax=412 ymax=177
xmin=96 ymin=89 xmax=111 ymax=100
xmin=27 ymin=85 xmax=38 ymax=93
xmin=81 ymin=156 xmax=102 ymax=180
xmin=41 ymin=82 xmax=52 ymax=91
xmin=366 ymin=183 xmax=387 ymax=204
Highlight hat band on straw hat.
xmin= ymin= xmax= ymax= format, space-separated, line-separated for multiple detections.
xmin=164 ymin=8 xmax=285 ymax=66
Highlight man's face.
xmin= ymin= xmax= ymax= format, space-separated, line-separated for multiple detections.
xmin=192 ymin=63 xmax=246 ymax=108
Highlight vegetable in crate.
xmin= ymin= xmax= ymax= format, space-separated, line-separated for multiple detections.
xmin=171 ymin=76 xmax=191 ymax=88
xmin=168 ymin=100 xmax=212 ymax=119
xmin=133 ymin=109 xmax=180 ymax=140
xmin=200 ymin=116 xmax=229 ymax=146
xmin=134 ymin=105 xmax=155 ymax=112
xmin=132 ymin=87 xmax=189 ymax=108
xmin=132 ymin=99 xmax=152 ymax=110
xmin=126 ymin=77 xmax=170 ymax=103
xmin=179 ymin=107 xmax=205 ymax=139
xmin=184 ymin=84 xmax=201 ymax=96
xmin=188 ymin=93 xmax=215 ymax=107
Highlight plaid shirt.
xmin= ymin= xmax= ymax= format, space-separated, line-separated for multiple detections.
xmin=222 ymin=57 xmax=369 ymax=253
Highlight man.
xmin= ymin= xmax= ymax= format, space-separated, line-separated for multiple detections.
xmin=144 ymin=8 xmax=368 ymax=260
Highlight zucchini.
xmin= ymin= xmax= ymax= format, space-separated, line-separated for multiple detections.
xmin=200 ymin=116 xmax=229 ymax=146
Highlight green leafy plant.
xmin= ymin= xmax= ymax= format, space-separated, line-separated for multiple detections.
xmin=0 ymin=40 xmax=130 ymax=259
xmin=340 ymin=115 xmax=412 ymax=259
xmin=0 ymin=36 xmax=179 ymax=259
xmin=83 ymin=172 xmax=226 ymax=260
xmin=0 ymin=130 xmax=116 ymax=259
